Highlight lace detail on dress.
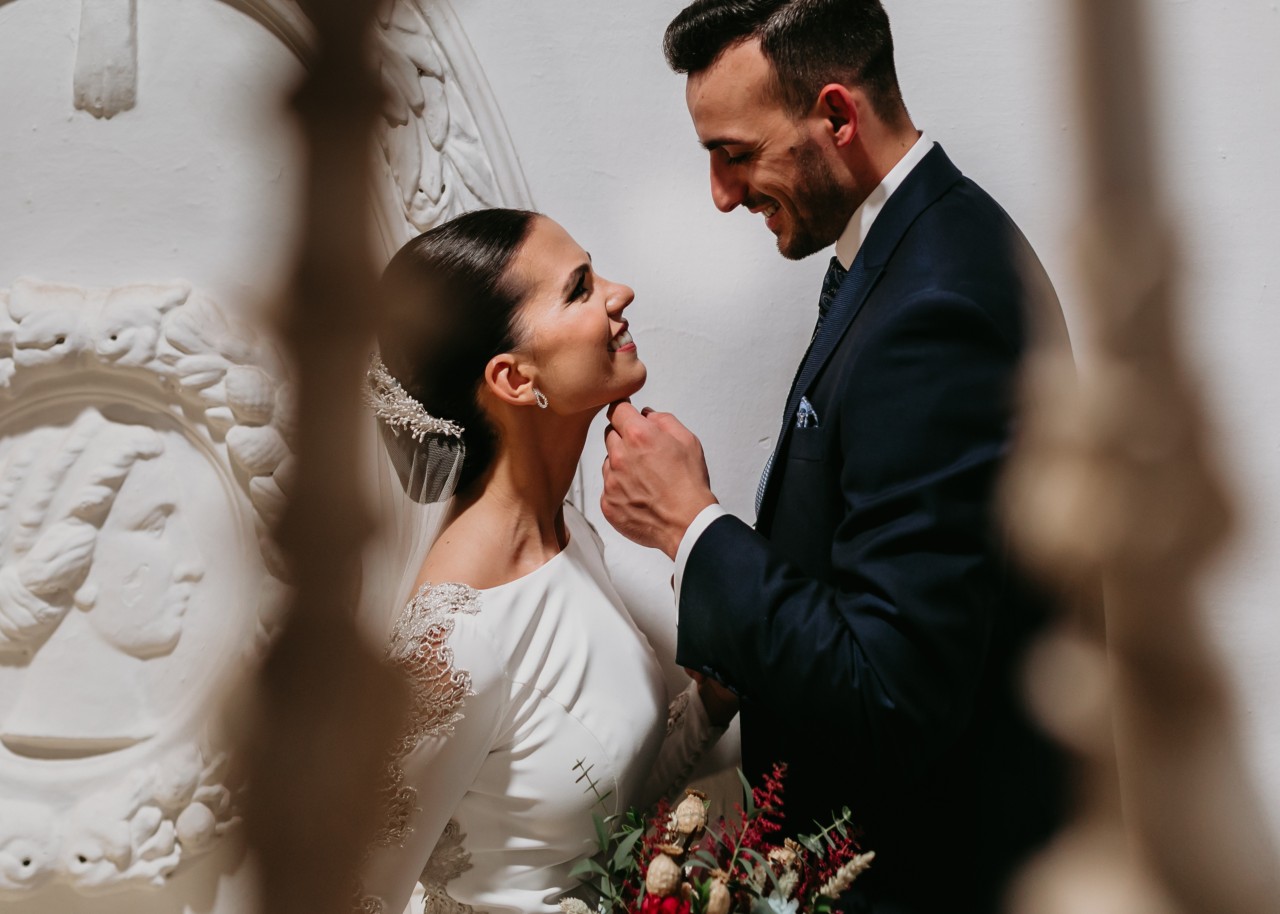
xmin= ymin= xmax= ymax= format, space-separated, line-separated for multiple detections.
xmin=419 ymin=819 xmax=476 ymax=914
xmin=666 ymin=683 xmax=693 ymax=736
xmin=373 ymin=583 xmax=482 ymax=849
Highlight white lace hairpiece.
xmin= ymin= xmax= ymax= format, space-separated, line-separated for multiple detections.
xmin=365 ymin=354 xmax=464 ymax=442
xmin=365 ymin=354 xmax=466 ymax=505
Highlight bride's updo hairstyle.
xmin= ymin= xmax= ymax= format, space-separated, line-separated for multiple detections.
xmin=377 ymin=207 xmax=539 ymax=496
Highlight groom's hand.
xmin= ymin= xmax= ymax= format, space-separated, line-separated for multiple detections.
xmin=601 ymin=400 xmax=716 ymax=559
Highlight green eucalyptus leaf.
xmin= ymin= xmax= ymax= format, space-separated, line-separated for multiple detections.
xmin=736 ymin=769 xmax=757 ymax=817
xmin=611 ymin=827 xmax=645 ymax=869
xmin=691 ymin=848 xmax=721 ymax=871
xmin=592 ymin=814 xmax=610 ymax=852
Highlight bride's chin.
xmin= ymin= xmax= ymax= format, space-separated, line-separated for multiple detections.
xmin=627 ymin=361 xmax=647 ymax=392
xmin=585 ymin=365 xmax=646 ymax=411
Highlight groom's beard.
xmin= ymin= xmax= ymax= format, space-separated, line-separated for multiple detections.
xmin=776 ymin=139 xmax=859 ymax=261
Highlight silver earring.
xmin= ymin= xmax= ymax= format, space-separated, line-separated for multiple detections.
xmin=534 ymin=389 xmax=548 ymax=409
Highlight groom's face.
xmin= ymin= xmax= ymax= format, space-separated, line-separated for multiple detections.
xmin=686 ymin=40 xmax=855 ymax=260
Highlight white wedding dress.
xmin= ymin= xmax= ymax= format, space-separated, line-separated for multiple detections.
xmin=358 ymin=504 xmax=722 ymax=914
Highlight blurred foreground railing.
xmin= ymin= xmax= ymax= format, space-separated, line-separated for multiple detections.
xmin=1004 ymin=2 xmax=1280 ymax=912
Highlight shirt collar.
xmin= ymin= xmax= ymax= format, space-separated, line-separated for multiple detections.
xmin=834 ymin=131 xmax=934 ymax=269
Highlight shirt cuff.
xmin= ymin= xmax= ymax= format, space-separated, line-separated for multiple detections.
xmin=673 ymin=503 xmax=730 ymax=607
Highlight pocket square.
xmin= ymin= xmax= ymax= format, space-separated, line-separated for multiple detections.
xmin=795 ymin=396 xmax=819 ymax=429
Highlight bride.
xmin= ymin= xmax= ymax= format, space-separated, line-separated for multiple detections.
xmin=357 ymin=208 xmax=731 ymax=914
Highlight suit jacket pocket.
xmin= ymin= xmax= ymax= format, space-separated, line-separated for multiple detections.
xmin=787 ymin=425 xmax=826 ymax=462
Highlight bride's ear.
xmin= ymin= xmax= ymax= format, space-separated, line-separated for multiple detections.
xmin=484 ymin=352 xmax=539 ymax=408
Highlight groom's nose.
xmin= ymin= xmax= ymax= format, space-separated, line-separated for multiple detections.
xmin=710 ymin=158 xmax=747 ymax=212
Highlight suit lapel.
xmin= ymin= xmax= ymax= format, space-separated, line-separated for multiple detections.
xmin=756 ymin=145 xmax=965 ymax=531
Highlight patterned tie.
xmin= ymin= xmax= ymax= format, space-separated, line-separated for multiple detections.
xmin=815 ymin=255 xmax=847 ymax=334
xmin=755 ymin=256 xmax=853 ymax=516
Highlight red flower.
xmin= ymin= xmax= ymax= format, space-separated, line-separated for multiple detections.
xmin=640 ymin=894 xmax=690 ymax=914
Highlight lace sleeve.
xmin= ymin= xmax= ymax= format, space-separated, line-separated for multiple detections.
xmin=358 ymin=584 xmax=508 ymax=914
xmin=639 ymin=680 xmax=729 ymax=807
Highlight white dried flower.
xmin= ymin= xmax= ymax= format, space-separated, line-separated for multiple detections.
xmin=767 ymin=846 xmax=797 ymax=869
xmin=558 ymin=899 xmax=593 ymax=914
xmin=775 ymin=868 xmax=800 ymax=901
xmin=760 ymin=895 xmax=798 ymax=914
xmin=818 ymin=851 xmax=876 ymax=899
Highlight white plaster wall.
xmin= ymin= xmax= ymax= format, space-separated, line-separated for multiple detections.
xmin=0 ymin=0 xmax=305 ymax=320
xmin=449 ymin=0 xmax=1280 ymax=837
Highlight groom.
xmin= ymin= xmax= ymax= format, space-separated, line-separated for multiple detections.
xmin=602 ymin=2 xmax=1068 ymax=912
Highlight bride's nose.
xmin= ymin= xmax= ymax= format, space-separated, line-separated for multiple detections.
xmin=605 ymin=280 xmax=635 ymax=318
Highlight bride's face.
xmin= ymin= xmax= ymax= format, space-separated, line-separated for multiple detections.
xmin=510 ymin=217 xmax=646 ymax=413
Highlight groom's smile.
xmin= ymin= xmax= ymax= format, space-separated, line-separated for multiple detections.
xmin=685 ymin=39 xmax=857 ymax=261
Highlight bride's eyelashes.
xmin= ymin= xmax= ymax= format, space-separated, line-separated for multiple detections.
xmin=569 ymin=270 xmax=594 ymax=304
xmin=563 ymin=256 xmax=596 ymax=305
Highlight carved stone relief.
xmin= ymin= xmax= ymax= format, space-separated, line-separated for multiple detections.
xmin=73 ymin=0 xmax=138 ymax=118
xmin=218 ymin=0 xmax=535 ymax=242
xmin=13 ymin=0 xmax=529 ymax=899
xmin=373 ymin=0 xmax=528 ymax=238
xmin=0 ymin=279 xmax=292 ymax=894
xmin=66 ymin=0 xmax=532 ymax=235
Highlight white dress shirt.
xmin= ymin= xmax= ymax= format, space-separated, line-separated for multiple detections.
xmin=673 ymin=133 xmax=936 ymax=603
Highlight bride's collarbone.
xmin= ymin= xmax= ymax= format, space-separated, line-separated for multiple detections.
xmin=417 ymin=525 xmax=569 ymax=593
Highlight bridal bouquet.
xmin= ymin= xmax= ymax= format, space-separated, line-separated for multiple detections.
xmin=563 ymin=764 xmax=874 ymax=914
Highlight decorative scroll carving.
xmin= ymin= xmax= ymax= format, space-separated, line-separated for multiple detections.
xmin=0 ymin=279 xmax=292 ymax=894
xmin=74 ymin=0 xmax=138 ymax=119
xmin=374 ymin=1 xmax=503 ymax=235
xmin=219 ymin=0 xmax=534 ymax=243
xmin=372 ymin=0 xmax=534 ymax=240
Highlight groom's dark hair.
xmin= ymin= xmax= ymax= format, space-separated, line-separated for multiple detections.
xmin=379 ymin=208 xmax=538 ymax=495
xmin=664 ymin=0 xmax=907 ymax=125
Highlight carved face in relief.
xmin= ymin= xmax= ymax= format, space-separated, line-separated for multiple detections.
xmin=0 ymin=406 xmax=222 ymax=755
xmin=79 ymin=452 xmax=205 ymax=658
xmin=0 ymin=279 xmax=283 ymax=893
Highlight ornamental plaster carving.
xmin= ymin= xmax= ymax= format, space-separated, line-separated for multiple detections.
xmin=218 ymin=0 xmax=535 ymax=242
xmin=73 ymin=0 xmax=138 ymax=118
xmin=0 ymin=278 xmax=293 ymax=894
xmin=69 ymin=0 xmax=531 ymax=237
xmin=25 ymin=0 xmax=528 ymax=899
xmin=372 ymin=0 xmax=533 ymax=240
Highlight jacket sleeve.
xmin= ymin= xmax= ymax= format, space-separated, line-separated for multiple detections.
xmin=676 ymin=289 xmax=1020 ymax=778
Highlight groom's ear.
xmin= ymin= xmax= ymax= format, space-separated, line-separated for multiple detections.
xmin=484 ymin=352 xmax=537 ymax=408
xmin=815 ymin=83 xmax=858 ymax=147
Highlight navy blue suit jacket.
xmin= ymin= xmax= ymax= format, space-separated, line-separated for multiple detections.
xmin=676 ymin=146 xmax=1067 ymax=914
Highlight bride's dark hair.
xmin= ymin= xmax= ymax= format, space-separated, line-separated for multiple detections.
xmin=378 ymin=208 xmax=539 ymax=495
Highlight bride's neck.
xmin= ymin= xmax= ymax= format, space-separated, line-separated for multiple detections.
xmin=457 ymin=410 xmax=593 ymax=555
